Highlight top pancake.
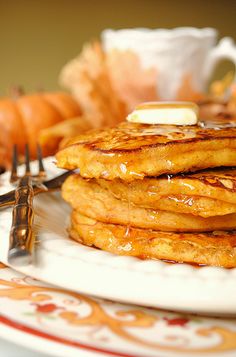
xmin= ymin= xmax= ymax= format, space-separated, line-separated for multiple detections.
xmin=56 ymin=120 xmax=236 ymax=180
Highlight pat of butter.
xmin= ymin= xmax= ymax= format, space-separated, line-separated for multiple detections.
xmin=127 ymin=102 xmax=199 ymax=125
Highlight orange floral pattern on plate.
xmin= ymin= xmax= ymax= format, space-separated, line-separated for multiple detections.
xmin=0 ymin=266 xmax=236 ymax=356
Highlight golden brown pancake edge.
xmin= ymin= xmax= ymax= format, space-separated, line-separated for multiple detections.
xmin=70 ymin=211 xmax=236 ymax=268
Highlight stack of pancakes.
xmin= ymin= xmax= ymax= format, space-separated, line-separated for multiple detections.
xmin=56 ymin=120 xmax=236 ymax=267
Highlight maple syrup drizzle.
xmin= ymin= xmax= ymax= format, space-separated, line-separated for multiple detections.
xmin=161 ymin=259 xmax=206 ymax=268
xmin=125 ymin=183 xmax=131 ymax=237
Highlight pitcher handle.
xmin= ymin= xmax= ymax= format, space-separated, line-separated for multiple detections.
xmin=203 ymin=37 xmax=236 ymax=84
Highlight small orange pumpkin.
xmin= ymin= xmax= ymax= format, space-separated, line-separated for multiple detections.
xmin=0 ymin=90 xmax=81 ymax=168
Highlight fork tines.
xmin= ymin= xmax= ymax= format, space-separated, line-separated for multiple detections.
xmin=25 ymin=143 xmax=30 ymax=175
xmin=8 ymin=143 xmax=46 ymax=266
xmin=10 ymin=144 xmax=18 ymax=183
xmin=36 ymin=144 xmax=46 ymax=179
xmin=10 ymin=144 xmax=46 ymax=183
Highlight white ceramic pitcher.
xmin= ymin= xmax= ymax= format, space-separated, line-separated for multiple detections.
xmin=102 ymin=27 xmax=236 ymax=100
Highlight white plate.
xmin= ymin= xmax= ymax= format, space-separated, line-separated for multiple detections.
xmin=0 ymin=157 xmax=236 ymax=315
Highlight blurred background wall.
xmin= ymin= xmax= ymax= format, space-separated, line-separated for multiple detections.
xmin=0 ymin=0 xmax=236 ymax=94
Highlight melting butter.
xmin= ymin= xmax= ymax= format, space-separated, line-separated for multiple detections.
xmin=127 ymin=101 xmax=199 ymax=126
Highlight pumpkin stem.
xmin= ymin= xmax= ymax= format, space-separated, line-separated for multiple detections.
xmin=10 ymin=86 xmax=25 ymax=99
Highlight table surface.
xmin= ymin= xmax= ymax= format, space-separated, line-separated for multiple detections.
xmin=0 ymin=337 xmax=110 ymax=357
xmin=0 ymin=337 xmax=50 ymax=357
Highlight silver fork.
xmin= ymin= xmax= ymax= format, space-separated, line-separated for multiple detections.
xmin=8 ymin=144 xmax=46 ymax=266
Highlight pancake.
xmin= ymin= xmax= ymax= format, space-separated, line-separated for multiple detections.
xmin=98 ymin=168 xmax=236 ymax=217
xmin=56 ymin=120 xmax=236 ymax=181
xmin=70 ymin=211 xmax=236 ymax=268
xmin=62 ymin=174 xmax=236 ymax=232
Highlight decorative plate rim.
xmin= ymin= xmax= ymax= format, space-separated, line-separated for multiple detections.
xmin=0 ymin=313 xmax=138 ymax=357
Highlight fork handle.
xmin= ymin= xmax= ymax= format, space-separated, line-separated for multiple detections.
xmin=8 ymin=176 xmax=34 ymax=266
